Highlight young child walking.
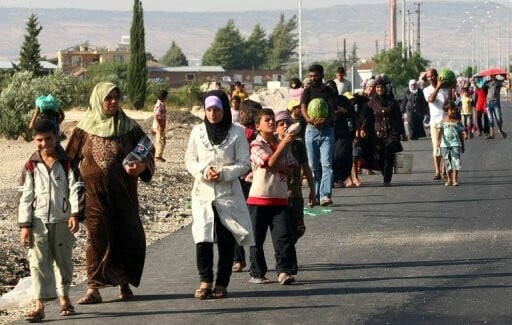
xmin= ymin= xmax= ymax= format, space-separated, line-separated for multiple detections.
xmin=460 ymin=87 xmax=474 ymax=139
xmin=274 ymin=110 xmax=315 ymax=243
xmin=17 ymin=119 xmax=85 ymax=321
xmin=436 ymin=100 xmax=465 ymax=186
xmin=247 ymin=108 xmax=299 ymax=285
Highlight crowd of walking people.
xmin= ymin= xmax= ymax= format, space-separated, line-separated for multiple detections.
xmin=16 ymin=62 xmax=508 ymax=321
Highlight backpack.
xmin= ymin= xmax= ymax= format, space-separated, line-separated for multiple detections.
xmin=25 ymin=159 xmax=72 ymax=181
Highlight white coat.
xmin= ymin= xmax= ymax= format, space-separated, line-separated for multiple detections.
xmin=185 ymin=123 xmax=255 ymax=246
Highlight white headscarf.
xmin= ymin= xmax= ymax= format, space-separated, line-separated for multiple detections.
xmin=408 ymin=79 xmax=418 ymax=94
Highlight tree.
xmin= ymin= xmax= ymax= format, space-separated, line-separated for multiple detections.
xmin=16 ymin=14 xmax=44 ymax=77
xmin=372 ymin=45 xmax=429 ymax=96
xmin=347 ymin=43 xmax=360 ymax=69
xmin=266 ymin=14 xmax=298 ymax=70
xmin=160 ymin=41 xmax=188 ymax=67
xmin=244 ymin=23 xmax=268 ymax=69
xmin=127 ymin=0 xmax=147 ymax=109
xmin=202 ymin=19 xmax=245 ymax=69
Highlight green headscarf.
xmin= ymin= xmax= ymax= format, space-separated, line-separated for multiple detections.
xmin=77 ymin=82 xmax=137 ymax=137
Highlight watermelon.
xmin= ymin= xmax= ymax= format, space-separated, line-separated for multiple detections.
xmin=438 ymin=68 xmax=456 ymax=88
xmin=307 ymin=98 xmax=329 ymax=119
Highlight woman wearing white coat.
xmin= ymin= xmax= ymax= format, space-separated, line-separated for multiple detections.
xmin=185 ymin=90 xmax=254 ymax=300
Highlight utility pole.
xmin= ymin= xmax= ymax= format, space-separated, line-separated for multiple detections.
xmin=401 ymin=0 xmax=406 ymax=59
xmin=298 ymin=0 xmax=302 ymax=80
xmin=343 ymin=38 xmax=347 ymax=70
xmin=415 ymin=2 xmax=421 ymax=56
xmin=376 ymin=40 xmax=379 ymax=56
xmin=390 ymin=0 xmax=397 ymax=48
xmin=406 ymin=10 xmax=411 ymax=58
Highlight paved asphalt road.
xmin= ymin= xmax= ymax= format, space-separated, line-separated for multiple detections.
xmin=14 ymin=101 xmax=512 ymax=324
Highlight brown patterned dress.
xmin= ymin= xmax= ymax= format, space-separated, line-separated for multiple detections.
xmin=66 ymin=126 xmax=154 ymax=288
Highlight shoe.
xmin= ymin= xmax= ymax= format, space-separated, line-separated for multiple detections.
xmin=232 ymin=261 xmax=246 ymax=272
xmin=452 ymin=182 xmax=459 ymax=186
xmin=500 ymin=131 xmax=507 ymax=139
xmin=155 ymin=157 xmax=166 ymax=162
xmin=278 ymin=273 xmax=296 ymax=285
xmin=210 ymin=286 xmax=227 ymax=299
xmin=382 ymin=182 xmax=391 ymax=187
xmin=353 ymin=179 xmax=362 ymax=187
xmin=445 ymin=181 xmax=452 ymax=187
xmin=119 ymin=284 xmax=134 ymax=300
xmin=432 ymin=174 xmax=442 ymax=180
xmin=333 ymin=181 xmax=344 ymax=188
xmin=25 ymin=310 xmax=45 ymax=322
xmin=249 ymin=276 xmax=272 ymax=284
xmin=77 ymin=292 xmax=102 ymax=304
xmin=59 ymin=304 xmax=75 ymax=317
xmin=485 ymin=135 xmax=494 ymax=139
xmin=320 ymin=196 xmax=333 ymax=206
xmin=194 ymin=287 xmax=212 ymax=300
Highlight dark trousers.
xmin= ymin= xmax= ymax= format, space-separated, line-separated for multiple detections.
xmin=196 ymin=210 xmax=236 ymax=288
xmin=248 ymin=205 xmax=298 ymax=278
xmin=476 ymin=111 xmax=489 ymax=133
xmin=233 ymin=245 xmax=245 ymax=264
xmin=380 ymin=150 xmax=395 ymax=183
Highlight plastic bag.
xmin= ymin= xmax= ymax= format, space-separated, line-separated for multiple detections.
xmin=0 ymin=277 xmax=33 ymax=310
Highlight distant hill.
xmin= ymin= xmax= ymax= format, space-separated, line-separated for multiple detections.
xmin=0 ymin=1 xmax=506 ymax=71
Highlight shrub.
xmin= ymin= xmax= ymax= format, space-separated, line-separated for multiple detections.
xmin=0 ymin=71 xmax=77 ymax=140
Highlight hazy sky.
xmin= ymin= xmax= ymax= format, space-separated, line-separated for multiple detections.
xmin=0 ymin=0 xmax=394 ymax=12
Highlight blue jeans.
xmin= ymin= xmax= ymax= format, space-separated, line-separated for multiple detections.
xmin=305 ymin=125 xmax=334 ymax=201
xmin=486 ymin=100 xmax=503 ymax=128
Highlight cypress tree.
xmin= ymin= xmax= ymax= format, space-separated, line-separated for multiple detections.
xmin=17 ymin=14 xmax=44 ymax=77
xmin=127 ymin=0 xmax=147 ymax=109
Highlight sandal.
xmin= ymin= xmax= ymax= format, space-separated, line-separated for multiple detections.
xmin=278 ymin=273 xmax=296 ymax=285
xmin=210 ymin=286 xmax=228 ymax=299
xmin=77 ymin=292 xmax=102 ymax=305
xmin=59 ymin=304 xmax=75 ymax=316
xmin=194 ymin=287 xmax=212 ymax=300
xmin=119 ymin=285 xmax=134 ymax=300
xmin=232 ymin=261 xmax=246 ymax=272
xmin=25 ymin=310 xmax=45 ymax=322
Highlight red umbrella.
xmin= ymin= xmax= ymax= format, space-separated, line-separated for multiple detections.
xmin=475 ymin=68 xmax=508 ymax=78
